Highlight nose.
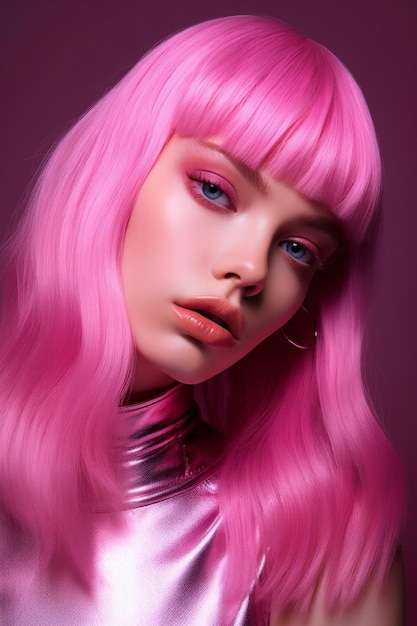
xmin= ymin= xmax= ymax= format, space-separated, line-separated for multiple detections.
xmin=211 ymin=235 xmax=269 ymax=297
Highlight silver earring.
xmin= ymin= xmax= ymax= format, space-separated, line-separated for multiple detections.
xmin=280 ymin=305 xmax=317 ymax=350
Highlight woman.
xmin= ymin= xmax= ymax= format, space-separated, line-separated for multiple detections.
xmin=0 ymin=15 xmax=404 ymax=625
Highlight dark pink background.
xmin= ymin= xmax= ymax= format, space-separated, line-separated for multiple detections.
xmin=2 ymin=0 xmax=416 ymax=622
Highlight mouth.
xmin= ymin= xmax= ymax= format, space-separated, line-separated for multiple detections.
xmin=193 ymin=309 xmax=230 ymax=331
xmin=173 ymin=297 xmax=244 ymax=346
xmin=180 ymin=297 xmax=243 ymax=340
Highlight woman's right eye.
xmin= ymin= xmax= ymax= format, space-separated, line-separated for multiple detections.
xmin=188 ymin=172 xmax=236 ymax=210
xmin=193 ymin=178 xmax=232 ymax=208
xmin=201 ymin=181 xmax=226 ymax=202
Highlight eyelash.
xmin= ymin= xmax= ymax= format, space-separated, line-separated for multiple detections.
xmin=187 ymin=173 xmax=236 ymax=211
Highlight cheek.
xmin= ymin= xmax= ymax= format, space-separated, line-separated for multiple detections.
xmin=122 ymin=196 xmax=180 ymax=294
xmin=266 ymin=266 xmax=313 ymax=319
xmin=245 ymin=269 xmax=315 ymax=349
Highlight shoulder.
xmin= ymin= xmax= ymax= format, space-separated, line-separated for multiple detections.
xmin=270 ymin=553 xmax=405 ymax=626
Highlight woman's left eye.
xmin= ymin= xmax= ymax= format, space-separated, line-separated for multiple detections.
xmin=280 ymin=241 xmax=315 ymax=266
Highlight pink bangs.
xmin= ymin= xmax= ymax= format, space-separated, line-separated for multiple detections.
xmin=149 ymin=16 xmax=382 ymax=242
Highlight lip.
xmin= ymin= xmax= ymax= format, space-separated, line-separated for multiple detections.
xmin=173 ymin=297 xmax=244 ymax=347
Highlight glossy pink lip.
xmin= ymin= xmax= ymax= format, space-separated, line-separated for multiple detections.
xmin=173 ymin=297 xmax=243 ymax=347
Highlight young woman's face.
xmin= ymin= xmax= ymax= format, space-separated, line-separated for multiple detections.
xmin=122 ymin=136 xmax=340 ymax=396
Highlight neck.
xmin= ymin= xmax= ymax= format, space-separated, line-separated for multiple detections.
xmin=124 ymin=351 xmax=177 ymax=405
xmin=123 ymin=382 xmax=179 ymax=406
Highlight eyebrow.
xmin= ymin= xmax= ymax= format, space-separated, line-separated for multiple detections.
xmin=196 ymin=139 xmax=269 ymax=195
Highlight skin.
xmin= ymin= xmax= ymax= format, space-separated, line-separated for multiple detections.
xmin=270 ymin=552 xmax=405 ymax=625
xmin=121 ymin=135 xmax=339 ymax=401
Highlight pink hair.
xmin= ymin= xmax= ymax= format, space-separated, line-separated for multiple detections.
xmin=0 ymin=15 xmax=404 ymax=615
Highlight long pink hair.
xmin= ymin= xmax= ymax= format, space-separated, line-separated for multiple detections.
xmin=0 ymin=15 xmax=404 ymax=614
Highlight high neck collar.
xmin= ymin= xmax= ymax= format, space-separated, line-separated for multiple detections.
xmin=120 ymin=385 xmax=225 ymax=507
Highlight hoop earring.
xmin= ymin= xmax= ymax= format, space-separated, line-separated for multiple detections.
xmin=280 ymin=305 xmax=317 ymax=350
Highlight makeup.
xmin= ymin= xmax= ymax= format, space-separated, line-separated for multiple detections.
xmin=173 ymin=298 xmax=243 ymax=347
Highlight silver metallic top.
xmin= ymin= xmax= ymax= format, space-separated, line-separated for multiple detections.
xmin=2 ymin=384 xmax=265 ymax=625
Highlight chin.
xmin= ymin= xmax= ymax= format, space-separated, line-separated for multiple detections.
xmin=135 ymin=334 xmax=243 ymax=387
xmin=170 ymin=369 xmax=219 ymax=385
xmin=160 ymin=360 xmax=224 ymax=385
xmin=160 ymin=353 xmax=235 ymax=386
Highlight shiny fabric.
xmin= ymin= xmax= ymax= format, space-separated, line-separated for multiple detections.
xmin=2 ymin=385 xmax=264 ymax=625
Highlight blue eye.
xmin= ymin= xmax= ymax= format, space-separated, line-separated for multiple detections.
xmin=193 ymin=179 xmax=232 ymax=208
xmin=202 ymin=181 xmax=224 ymax=201
xmin=281 ymin=241 xmax=314 ymax=265
xmin=188 ymin=173 xmax=235 ymax=209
